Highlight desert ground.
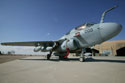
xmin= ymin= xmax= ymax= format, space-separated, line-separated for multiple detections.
xmin=0 ymin=55 xmax=125 ymax=83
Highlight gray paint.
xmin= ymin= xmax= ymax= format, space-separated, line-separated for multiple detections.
xmin=1 ymin=6 xmax=123 ymax=56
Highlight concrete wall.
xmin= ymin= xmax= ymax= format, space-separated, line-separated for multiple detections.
xmin=94 ymin=40 xmax=125 ymax=56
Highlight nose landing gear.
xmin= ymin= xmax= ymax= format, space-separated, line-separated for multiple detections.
xmin=79 ymin=49 xmax=86 ymax=62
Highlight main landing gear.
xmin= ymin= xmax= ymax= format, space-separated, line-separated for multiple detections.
xmin=47 ymin=51 xmax=52 ymax=60
xmin=47 ymin=48 xmax=86 ymax=62
xmin=79 ymin=49 xmax=86 ymax=62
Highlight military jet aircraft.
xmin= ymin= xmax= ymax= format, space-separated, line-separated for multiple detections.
xmin=1 ymin=6 xmax=122 ymax=62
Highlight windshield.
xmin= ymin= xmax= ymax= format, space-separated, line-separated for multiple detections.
xmin=86 ymin=23 xmax=95 ymax=27
xmin=65 ymin=23 xmax=96 ymax=35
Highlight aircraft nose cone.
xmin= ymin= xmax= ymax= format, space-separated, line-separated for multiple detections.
xmin=99 ymin=23 xmax=122 ymax=41
xmin=109 ymin=23 xmax=122 ymax=34
xmin=117 ymin=24 xmax=122 ymax=32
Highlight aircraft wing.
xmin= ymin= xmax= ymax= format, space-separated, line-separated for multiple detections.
xmin=1 ymin=39 xmax=65 ymax=47
xmin=1 ymin=41 xmax=54 ymax=46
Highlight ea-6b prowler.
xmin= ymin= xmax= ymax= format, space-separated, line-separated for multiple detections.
xmin=1 ymin=6 xmax=122 ymax=62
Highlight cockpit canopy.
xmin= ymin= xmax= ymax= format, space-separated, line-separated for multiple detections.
xmin=65 ymin=23 xmax=96 ymax=35
xmin=75 ymin=23 xmax=95 ymax=30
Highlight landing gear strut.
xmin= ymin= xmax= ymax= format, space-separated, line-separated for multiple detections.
xmin=79 ymin=49 xmax=86 ymax=62
xmin=47 ymin=51 xmax=52 ymax=60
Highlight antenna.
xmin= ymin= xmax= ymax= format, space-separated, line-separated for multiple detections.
xmin=100 ymin=5 xmax=118 ymax=23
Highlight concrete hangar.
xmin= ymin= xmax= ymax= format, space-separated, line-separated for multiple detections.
xmin=94 ymin=40 xmax=125 ymax=56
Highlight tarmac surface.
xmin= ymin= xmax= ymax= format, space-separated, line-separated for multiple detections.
xmin=0 ymin=55 xmax=125 ymax=83
xmin=0 ymin=55 xmax=27 ymax=64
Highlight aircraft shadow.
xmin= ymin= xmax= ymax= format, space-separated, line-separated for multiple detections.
xmin=19 ymin=58 xmax=60 ymax=62
xmin=19 ymin=57 xmax=125 ymax=63
xmin=85 ymin=58 xmax=125 ymax=63
xmin=19 ymin=58 xmax=79 ymax=62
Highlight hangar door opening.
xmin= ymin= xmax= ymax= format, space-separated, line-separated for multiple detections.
xmin=116 ymin=47 xmax=125 ymax=56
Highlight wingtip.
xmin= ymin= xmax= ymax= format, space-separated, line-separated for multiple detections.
xmin=1 ymin=43 xmax=4 ymax=45
xmin=1 ymin=43 xmax=7 ymax=45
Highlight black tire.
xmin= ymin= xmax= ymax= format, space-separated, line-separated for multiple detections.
xmin=59 ymin=56 xmax=63 ymax=60
xmin=47 ymin=54 xmax=51 ymax=60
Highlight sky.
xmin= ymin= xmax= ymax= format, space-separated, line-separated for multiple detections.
xmin=0 ymin=0 xmax=125 ymax=54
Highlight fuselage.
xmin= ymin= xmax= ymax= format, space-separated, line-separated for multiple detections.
xmin=59 ymin=22 xmax=122 ymax=51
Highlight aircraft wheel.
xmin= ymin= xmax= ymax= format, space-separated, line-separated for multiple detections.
xmin=79 ymin=57 xmax=85 ymax=62
xmin=47 ymin=54 xmax=51 ymax=60
xmin=59 ymin=56 xmax=68 ymax=60
xmin=59 ymin=56 xmax=64 ymax=60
